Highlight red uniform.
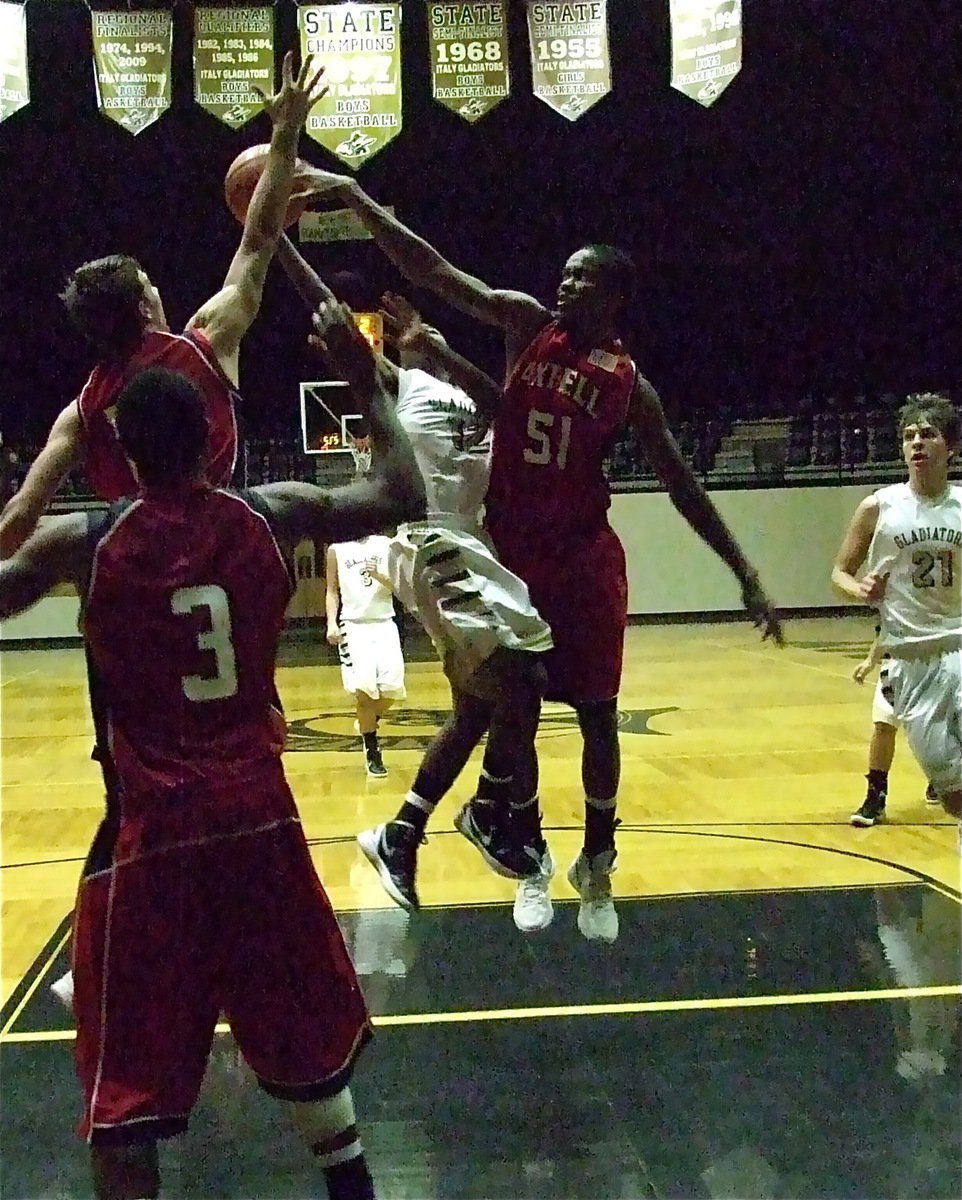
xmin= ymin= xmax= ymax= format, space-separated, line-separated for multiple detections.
xmin=485 ymin=321 xmax=636 ymax=703
xmin=74 ymin=487 xmax=370 ymax=1145
xmin=77 ymin=328 xmax=239 ymax=500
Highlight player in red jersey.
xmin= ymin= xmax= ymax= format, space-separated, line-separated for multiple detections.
xmin=2 ymin=55 xmax=325 ymax=1005
xmin=0 ymin=50 xmax=325 ymax=555
xmin=297 ymin=171 xmax=783 ymax=941
xmin=0 ymin=300 xmax=426 ymax=1200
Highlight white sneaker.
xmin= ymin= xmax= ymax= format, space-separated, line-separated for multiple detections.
xmin=50 ymin=969 xmax=74 ymax=1009
xmin=567 ymin=849 xmax=619 ymax=943
xmin=513 ymin=847 xmax=555 ymax=933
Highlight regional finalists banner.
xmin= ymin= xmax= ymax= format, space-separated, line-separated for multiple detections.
xmin=428 ymin=2 xmax=509 ymax=124
xmin=91 ymin=8 xmax=172 ymax=135
xmin=670 ymin=0 xmax=742 ymax=107
xmin=527 ymin=1 xmax=610 ymax=122
xmin=0 ymin=0 xmax=29 ymax=126
xmin=194 ymin=7 xmax=275 ymax=129
xmin=298 ymin=3 xmax=402 ymax=169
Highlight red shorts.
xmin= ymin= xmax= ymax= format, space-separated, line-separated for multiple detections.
xmin=73 ymin=819 xmax=371 ymax=1145
xmin=493 ymin=525 xmax=627 ymax=704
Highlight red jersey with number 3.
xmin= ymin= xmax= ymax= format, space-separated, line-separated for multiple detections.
xmin=77 ymin=329 xmax=239 ymax=500
xmin=83 ymin=487 xmax=293 ymax=857
xmin=485 ymin=321 xmax=636 ymax=551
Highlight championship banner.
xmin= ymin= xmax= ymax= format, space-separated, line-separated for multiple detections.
xmin=91 ymin=8 xmax=172 ymax=135
xmin=194 ymin=7 xmax=275 ymax=129
xmin=298 ymin=204 xmax=395 ymax=243
xmin=428 ymin=2 xmax=509 ymax=124
xmin=526 ymin=1 xmax=610 ymax=122
xmin=670 ymin=0 xmax=742 ymax=107
xmin=298 ymin=3 xmax=402 ymax=169
xmin=0 ymin=1 xmax=29 ymax=125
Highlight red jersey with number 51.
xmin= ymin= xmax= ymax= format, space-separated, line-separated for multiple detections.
xmin=485 ymin=321 xmax=636 ymax=550
xmin=83 ymin=487 xmax=293 ymax=856
xmin=77 ymin=329 xmax=239 ymax=500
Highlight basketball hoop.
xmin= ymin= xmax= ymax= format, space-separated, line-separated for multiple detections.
xmin=348 ymin=438 xmax=372 ymax=476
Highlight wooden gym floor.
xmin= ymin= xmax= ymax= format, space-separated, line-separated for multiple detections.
xmin=1 ymin=614 xmax=959 ymax=1198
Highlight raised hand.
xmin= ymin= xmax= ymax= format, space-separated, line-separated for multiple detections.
xmin=379 ymin=291 xmax=428 ymax=351
xmin=741 ymin=574 xmax=784 ymax=646
xmin=258 ymin=51 xmax=327 ymax=132
xmin=294 ymin=165 xmax=357 ymax=202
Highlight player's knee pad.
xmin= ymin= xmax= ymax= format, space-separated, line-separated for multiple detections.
xmin=287 ymin=1085 xmax=358 ymax=1157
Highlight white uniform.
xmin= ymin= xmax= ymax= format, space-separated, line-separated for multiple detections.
xmin=866 ymin=482 xmax=962 ymax=793
xmin=332 ymin=536 xmax=405 ymax=701
xmin=387 ymin=368 xmax=552 ymax=688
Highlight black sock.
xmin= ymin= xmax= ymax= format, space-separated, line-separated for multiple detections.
xmin=865 ymin=770 xmax=888 ymax=803
xmin=323 ymin=1154 xmax=376 ymax=1200
xmin=584 ymin=800 xmax=618 ymax=857
xmin=509 ymin=795 xmax=543 ymax=849
xmin=362 ymin=731 xmax=379 ymax=753
xmin=394 ymin=791 xmax=435 ymax=836
xmin=476 ymin=766 xmax=512 ymax=806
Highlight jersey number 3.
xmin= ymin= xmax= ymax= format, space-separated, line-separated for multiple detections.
xmin=171 ymin=584 xmax=239 ymax=701
xmin=523 ymin=410 xmax=572 ymax=470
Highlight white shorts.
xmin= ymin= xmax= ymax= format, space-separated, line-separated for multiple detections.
xmin=338 ymin=619 xmax=406 ymax=701
xmin=886 ymin=649 xmax=962 ymax=795
xmin=872 ymin=672 xmax=898 ymax=727
xmin=386 ymin=518 xmax=553 ymax=689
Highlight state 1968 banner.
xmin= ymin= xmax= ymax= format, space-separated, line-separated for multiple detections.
xmin=91 ymin=9 xmax=172 ymax=134
xmin=298 ymin=3 xmax=402 ymax=169
xmin=428 ymin=2 xmax=509 ymax=124
xmin=0 ymin=1 xmax=29 ymax=125
xmin=194 ymin=7 xmax=275 ymax=129
xmin=670 ymin=0 xmax=742 ymax=107
xmin=527 ymin=1 xmax=611 ymax=122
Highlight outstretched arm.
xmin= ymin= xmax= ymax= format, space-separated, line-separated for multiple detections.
xmin=0 ymin=402 xmax=85 ymax=559
xmin=300 ymin=169 xmax=549 ymax=345
xmin=380 ymin=292 xmax=503 ymax=421
xmin=630 ymin=378 xmax=783 ymax=644
xmin=186 ymin=53 xmax=327 ymax=383
xmin=255 ymin=299 xmax=425 ymax=547
xmin=0 ymin=512 xmax=90 ymax=618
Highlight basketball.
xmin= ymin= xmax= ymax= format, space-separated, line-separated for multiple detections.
xmin=223 ymin=144 xmax=313 ymax=227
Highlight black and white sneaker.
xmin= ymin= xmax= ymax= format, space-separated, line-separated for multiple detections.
xmin=850 ymin=795 xmax=886 ymax=827
xmin=365 ymin=745 xmax=388 ymax=778
xmin=357 ymin=821 xmax=421 ymax=910
xmin=454 ymin=800 xmax=539 ymax=880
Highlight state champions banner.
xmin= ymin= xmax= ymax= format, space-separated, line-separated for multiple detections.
xmin=194 ymin=7 xmax=275 ymax=129
xmin=298 ymin=3 xmax=402 ymax=169
xmin=91 ymin=8 xmax=172 ymax=135
xmin=526 ymin=1 xmax=611 ymax=122
xmin=670 ymin=0 xmax=742 ymax=107
xmin=428 ymin=2 xmax=509 ymax=124
xmin=0 ymin=1 xmax=29 ymax=126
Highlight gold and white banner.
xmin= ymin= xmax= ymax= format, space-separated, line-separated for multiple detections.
xmin=91 ymin=8 xmax=172 ymax=135
xmin=298 ymin=3 xmax=402 ymax=169
xmin=670 ymin=0 xmax=742 ymax=107
xmin=0 ymin=1 xmax=29 ymax=125
xmin=527 ymin=1 xmax=610 ymax=122
xmin=194 ymin=7 xmax=275 ymax=129
xmin=428 ymin=1 xmax=509 ymax=124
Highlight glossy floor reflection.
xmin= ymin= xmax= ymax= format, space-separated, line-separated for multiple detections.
xmin=2 ymin=884 xmax=959 ymax=1198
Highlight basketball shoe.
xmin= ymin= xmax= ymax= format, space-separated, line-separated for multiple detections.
xmin=357 ymin=821 xmax=421 ymax=911
xmin=513 ymin=844 xmax=555 ymax=933
xmin=454 ymin=799 xmax=540 ymax=880
xmin=567 ymin=849 xmax=618 ymax=942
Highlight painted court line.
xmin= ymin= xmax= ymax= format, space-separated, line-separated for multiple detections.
xmin=3 ymin=985 xmax=960 ymax=1044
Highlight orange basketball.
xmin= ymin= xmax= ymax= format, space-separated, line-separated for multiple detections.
xmin=224 ymin=144 xmax=313 ymax=227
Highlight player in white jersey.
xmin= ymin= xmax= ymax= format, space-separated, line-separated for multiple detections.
xmin=326 ymin=533 xmax=405 ymax=777
xmin=276 ymin=240 xmax=554 ymax=926
xmin=832 ymin=394 xmax=962 ymax=830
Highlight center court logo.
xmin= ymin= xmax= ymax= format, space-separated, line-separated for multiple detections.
xmin=285 ymin=705 xmax=678 ymax=753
